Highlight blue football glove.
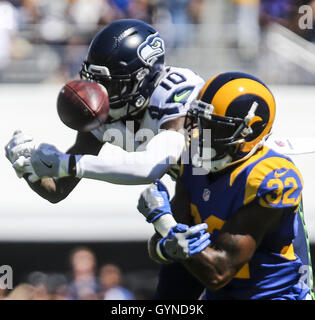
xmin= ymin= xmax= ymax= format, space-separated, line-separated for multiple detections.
xmin=137 ymin=180 xmax=172 ymax=223
xmin=28 ymin=143 xmax=71 ymax=182
xmin=157 ymin=223 xmax=211 ymax=261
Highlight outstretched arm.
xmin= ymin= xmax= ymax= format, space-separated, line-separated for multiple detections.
xmin=24 ymin=131 xmax=103 ymax=203
xmin=29 ymin=117 xmax=186 ymax=186
xmin=75 ymin=118 xmax=186 ymax=184
xmin=75 ymin=128 xmax=185 ymax=185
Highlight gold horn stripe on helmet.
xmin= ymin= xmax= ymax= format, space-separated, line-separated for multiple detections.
xmin=248 ymin=115 xmax=263 ymax=127
xmin=197 ymin=73 xmax=220 ymax=100
xmin=211 ymin=78 xmax=275 ymax=118
xmin=200 ymin=72 xmax=269 ymax=105
xmin=210 ymin=78 xmax=276 ymax=153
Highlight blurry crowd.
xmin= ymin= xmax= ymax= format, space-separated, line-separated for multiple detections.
xmin=0 ymin=0 xmax=205 ymax=81
xmin=1 ymin=0 xmax=315 ymax=83
xmin=229 ymin=0 xmax=315 ymax=58
xmin=260 ymin=0 xmax=315 ymax=36
xmin=0 ymin=247 xmax=138 ymax=300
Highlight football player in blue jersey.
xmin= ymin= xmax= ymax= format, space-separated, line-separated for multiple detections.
xmin=5 ymin=19 xmax=204 ymax=226
xmin=138 ymin=72 xmax=314 ymax=300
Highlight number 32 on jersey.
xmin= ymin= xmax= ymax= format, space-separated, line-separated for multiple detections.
xmin=257 ymin=167 xmax=303 ymax=208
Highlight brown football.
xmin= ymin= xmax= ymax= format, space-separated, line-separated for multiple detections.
xmin=57 ymin=79 xmax=109 ymax=132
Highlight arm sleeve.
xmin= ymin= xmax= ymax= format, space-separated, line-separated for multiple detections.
xmin=75 ymin=130 xmax=185 ymax=185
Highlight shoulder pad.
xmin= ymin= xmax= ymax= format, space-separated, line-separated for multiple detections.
xmin=149 ymin=67 xmax=204 ymax=126
xmin=244 ymin=156 xmax=303 ymax=208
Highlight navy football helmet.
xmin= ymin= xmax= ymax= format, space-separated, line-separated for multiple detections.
xmin=80 ymin=19 xmax=166 ymax=122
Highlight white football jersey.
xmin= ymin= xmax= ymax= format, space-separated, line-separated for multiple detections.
xmin=91 ymin=66 xmax=205 ymax=150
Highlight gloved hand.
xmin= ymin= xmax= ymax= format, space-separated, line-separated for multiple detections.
xmin=12 ymin=156 xmax=40 ymax=181
xmin=137 ymin=180 xmax=172 ymax=223
xmin=14 ymin=143 xmax=70 ymax=182
xmin=5 ymin=130 xmax=40 ymax=180
xmin=157 ymin=223 xmax=211 ymax=261
xmin=5 ymin=130 xmax=35 ymax=164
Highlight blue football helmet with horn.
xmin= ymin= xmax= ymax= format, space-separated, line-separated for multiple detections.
xmin=185 ymin=72 xmax=276 ymax=173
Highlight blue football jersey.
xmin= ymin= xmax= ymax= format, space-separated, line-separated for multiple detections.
xmin=180 ymin=146 xmax=314 ymax=300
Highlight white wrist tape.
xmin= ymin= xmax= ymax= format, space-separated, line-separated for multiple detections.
xmin=153 ymin=214 xmax=177 ymax=237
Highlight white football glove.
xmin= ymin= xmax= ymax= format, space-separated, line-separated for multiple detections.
xmin=12 ymin=156 xmax=40 ymax=181
xmin=5 ymin=130 xmax=35 ymax=164
xmin=28 ymin=143 xmax=70 ymax=182
xmin=5 ymin=130 xmax=40 ymax=180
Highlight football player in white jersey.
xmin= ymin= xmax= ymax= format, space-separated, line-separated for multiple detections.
xmin=5 ymin=19 xmax=205 ymax=213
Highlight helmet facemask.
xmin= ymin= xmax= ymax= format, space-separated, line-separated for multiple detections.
xmin=80 ymin=61 xmax=154 ymax=122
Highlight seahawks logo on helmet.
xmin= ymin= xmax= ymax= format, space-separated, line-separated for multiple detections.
xmin=137 ymin=32 xmax=165 ymax=67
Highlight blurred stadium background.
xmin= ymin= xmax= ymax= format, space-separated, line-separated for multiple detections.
xmin=1 ymin=0 xmax=315 ymax=299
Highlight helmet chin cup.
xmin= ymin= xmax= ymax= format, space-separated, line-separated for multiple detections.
xmin=108 ymin=95 xmax=147 ymax=121
xmin=192 ymin=146 xmax=233 ymax=173
xmin=209 ymin=154 xmax=233 ymax=172
xmin=108 ymin=105 xmax=128 ymax=120
xmin=192 ymin=153 xmax=203 ymax=168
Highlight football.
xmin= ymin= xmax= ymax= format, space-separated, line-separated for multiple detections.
xmin=57 ymin=79 xmax=109 ymax=132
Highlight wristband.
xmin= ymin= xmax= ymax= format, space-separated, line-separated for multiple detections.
xmin=68 ymin=154 xmax=77 ymax=176
xmin=58 ymin=153 xmax=71 ymax=178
